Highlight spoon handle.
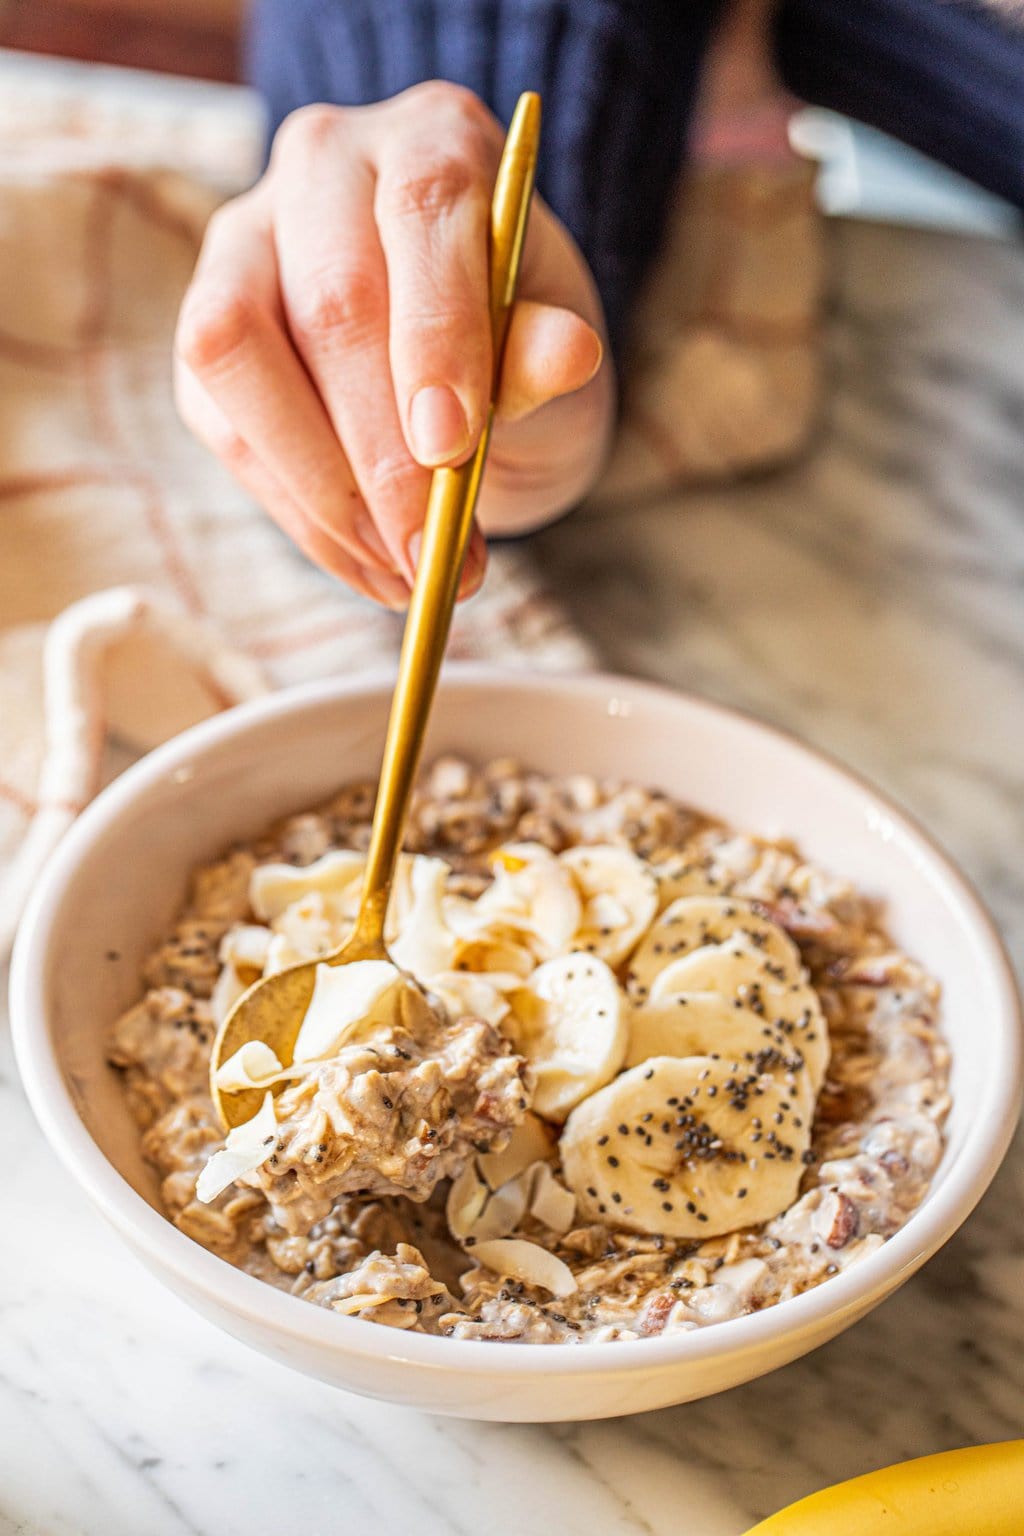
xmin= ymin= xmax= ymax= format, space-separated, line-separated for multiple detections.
xmin=350 ymin=91 xmax=541 ymax=950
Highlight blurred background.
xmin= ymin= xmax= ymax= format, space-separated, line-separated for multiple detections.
xmin=0 ymin=0 xmax=243 ymax=78
xmin=2 ymin=0 xmax=1016 ymax=234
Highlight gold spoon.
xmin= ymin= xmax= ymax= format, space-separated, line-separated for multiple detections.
xmin=211 ymin=91 xmax=541 ymax=1132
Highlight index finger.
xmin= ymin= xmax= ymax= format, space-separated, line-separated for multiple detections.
xmin=374 ymin=84 xmax=499 ymax=469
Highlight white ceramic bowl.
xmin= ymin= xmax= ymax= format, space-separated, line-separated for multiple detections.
xmin=11 ymin=669 xmax=1022 ymax=1421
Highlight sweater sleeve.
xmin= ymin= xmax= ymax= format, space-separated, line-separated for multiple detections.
xmin=774 ymin=0 xmax=1024 ymax=214
xmin=245 ymin=0 xmax=724 ymax=353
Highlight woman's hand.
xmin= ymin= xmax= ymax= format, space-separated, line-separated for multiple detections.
xmin=174 ymin=82 xmax=614 ymax=608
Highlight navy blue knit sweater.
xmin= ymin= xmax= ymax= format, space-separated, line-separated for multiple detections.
xmin=247 ymin=0 xmax=1024 ymax=348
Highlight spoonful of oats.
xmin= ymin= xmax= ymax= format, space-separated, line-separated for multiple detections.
xmin=202 ymin=95 xmax=541 ymax=1211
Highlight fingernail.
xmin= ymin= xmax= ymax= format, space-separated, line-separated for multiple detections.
xmin=583 ymin=329 xmax=604 ymax=383
xmin=356 ymin=563 xmax=410 ymax=610
xmin=409 ymin=385 xmax=471 ymax=467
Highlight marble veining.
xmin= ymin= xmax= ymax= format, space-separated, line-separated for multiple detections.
xmin=2 ymin=216 xmax=1023 ymax=1535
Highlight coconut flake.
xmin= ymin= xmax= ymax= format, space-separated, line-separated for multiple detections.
xmin=469 ymin=1172 xmax=530 ymax=1241
xmin=378 ymin=853 xmax=424 ymax=939
xmin=714 ymin=1258 xmax=768 ymax=1298
xmin=429 ymin=970 xmax=510 ymax=1028
xmin=264 ymin=932 xmax=300 ymax=975
xmin=196 ymin=1091 xmax=278 ymax=1203
xmin=219 ymin=923 xmax=273 ymax=973
xmin=588 ymin=892 xmax=629 ymax=930
xmin=454 ymin=844 xmax=581 ymax=961
xmin=292 ymin=959 xmax=401 ymax=1063
xmin=528 ymin=1163 xmax=576 ymax=1235
xmin=249 ymin=849 xmax=365 ymax=922
xmin=445 ymin=935 xmax=537 ymax=981
xmin=477 ymin=1114 xmax=556 ymax=1191
xmin=214 ymin=1040 xmax=287 ymax=1092
xmin=446 ymin=1160 xmax=489 ymax=1240
xmin=327 ymin=1291 xmax=395 ymax=1316
xmin=560 ymin=844 xmax=659 ymax=966
xmin=469 ymin=1238 xmax=577 ymax=1298
xmin=210 ymin=962 xmax=247 ymax=1027
xmin=390 ymin=856 xmax=457 ymax=982
xmin=269 ymin=891 xmax=349 ymax=970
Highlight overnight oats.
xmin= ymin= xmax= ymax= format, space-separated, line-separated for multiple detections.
xmin=108 ymin=759 xmax=951 ymax=1344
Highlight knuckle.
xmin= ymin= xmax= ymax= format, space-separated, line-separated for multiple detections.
xmin=397 ymin=82 xmax=495 ymax=159
xmin=449 ymin=91 xmax=495 ymax=142
xmin=406 ymin=80 xmax=489 ymax=130
xmin=289 ymin=262 xmax=384 ymax=348
xmin=381 ymin=156 xmax=479 ymax=221
xmin=213 ymin=428 xmax=252 ymax=470
xmin=406 ymin=304 xmax=483 ymax=353
xmin=366 ymin=450 xmax=420 ymax=501
xmin=274 ymin=102 xmax=345 ymax=161
xmin=402 ymin=79 xmax=466 ymax=113
xmin=175 ymin=284 xmax=258 ymax=373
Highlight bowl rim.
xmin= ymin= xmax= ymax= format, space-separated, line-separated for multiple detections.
xmin=11 ymin=664 xmax=1023 ymax=1382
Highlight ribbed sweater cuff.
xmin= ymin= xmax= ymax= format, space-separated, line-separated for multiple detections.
xmin=247 ymin=0 xmax=722 ymax=351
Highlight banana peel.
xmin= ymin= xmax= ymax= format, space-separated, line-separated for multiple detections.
xmin=743 ymin=1440 xmax=1024 ymax=1535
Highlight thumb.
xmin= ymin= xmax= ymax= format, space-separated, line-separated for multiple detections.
xmin=495 ymin=300 xmax=604 ymax=423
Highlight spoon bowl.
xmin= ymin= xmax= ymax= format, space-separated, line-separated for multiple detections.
xmin=210 ymin=908 xmax=433 ymax=1130
xmin=211 ymin=953 xmax=318 ymax=1128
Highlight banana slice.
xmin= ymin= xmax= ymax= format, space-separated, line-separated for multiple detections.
xmin=627 ymin=896 xmax=803 ymax=1001
xmin=505 ymin=953 xmax=627 ymax=1122
xmin=560 ymin=845 xmax=659 ymax=966
xmin=560 ymin=1055 xmax=810 ymax=1238
xmin=626 ymin=996 xmax=815 ymax=1123
xmin=650 ymin=856 xmax=724 ymax=911
xmin=627 ymin=993 xmax=767 ymax=1069
xmin=645 ymin=938 xmax=829 ymax=1090
xmin=625 ymin=991 xmax=810 ymax=1090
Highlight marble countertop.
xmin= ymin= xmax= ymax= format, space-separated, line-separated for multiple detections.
xmin=2 ymin=215 xmax=1023 ymax=1534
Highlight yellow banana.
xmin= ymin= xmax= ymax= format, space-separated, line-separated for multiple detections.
xmin=743 ymin=1440 xmax=1024 ymax=1535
